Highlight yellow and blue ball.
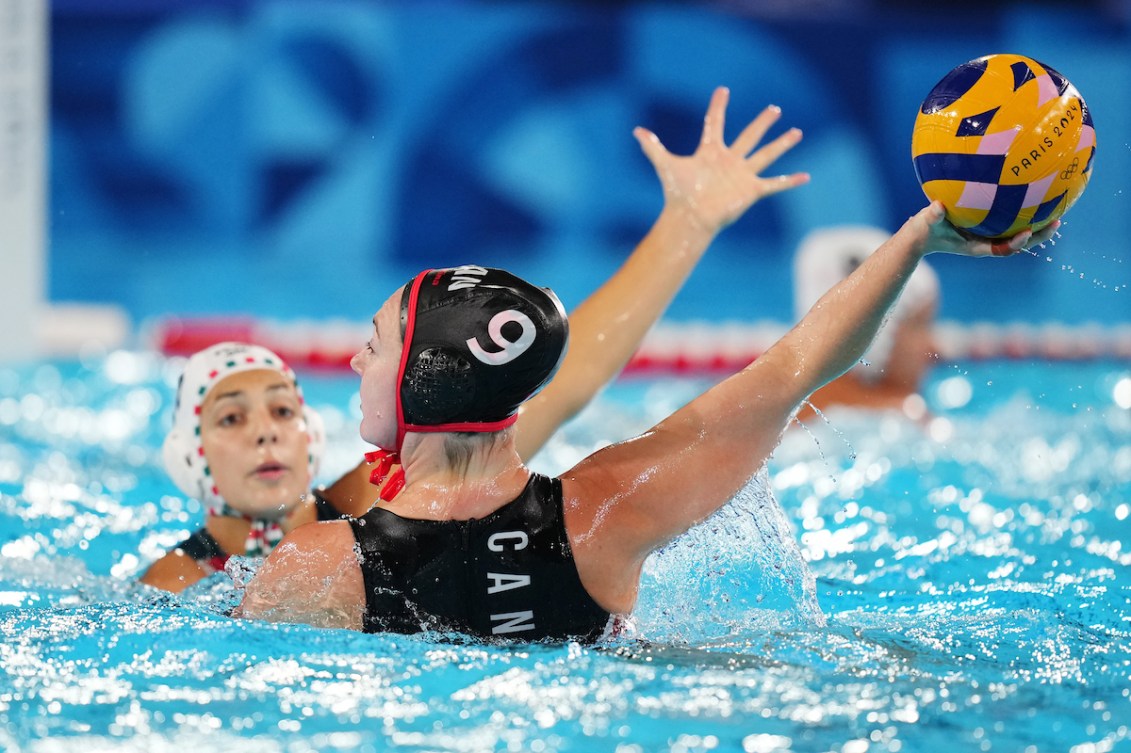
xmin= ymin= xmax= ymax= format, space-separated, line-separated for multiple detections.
xmin=911 ymin=53 xmax=1095 ymax=240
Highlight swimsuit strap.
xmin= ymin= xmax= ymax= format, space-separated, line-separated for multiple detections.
xmin=312 ymin=488 xmax=351 ymax=521
xmin=174 ymin=527 xmax=228 ymax=573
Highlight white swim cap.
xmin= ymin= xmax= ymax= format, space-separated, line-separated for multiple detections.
xmin=161 ymin=342 xmax=325 ymax=514
xmin=793 ymin=225 xmax=940 ymax=377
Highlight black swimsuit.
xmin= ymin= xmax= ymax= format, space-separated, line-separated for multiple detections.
xmin=349 ymin=473 xmax=612 ymax=643
xmin=176 ymin=490 xmax=347 ymax=570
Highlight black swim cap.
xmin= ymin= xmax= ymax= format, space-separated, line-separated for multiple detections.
xmin=394 ymin=266 xmax=568 ymax=449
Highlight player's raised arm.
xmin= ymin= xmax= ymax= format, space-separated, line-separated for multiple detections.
xmin=516 ymin=87 xmax=809 ymax=458
xmin=562 ymin=204 xmax=1059 ymax=612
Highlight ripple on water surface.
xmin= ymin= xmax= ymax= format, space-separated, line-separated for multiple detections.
xmin=0 ymin=359 xmax=1129 ymax=752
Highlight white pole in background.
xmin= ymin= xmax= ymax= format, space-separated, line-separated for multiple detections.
xmin=0 ymin=0 xmax=45 ymax=362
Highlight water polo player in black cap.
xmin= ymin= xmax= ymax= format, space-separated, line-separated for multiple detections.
xmin=349 ymin=266 xmax=611 ymax=640
xmin=237 ymin=89 xmax=1056 ymax=641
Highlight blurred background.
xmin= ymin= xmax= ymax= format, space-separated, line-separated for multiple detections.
xmin=5 ymin=0 xmax=1131 ymax=362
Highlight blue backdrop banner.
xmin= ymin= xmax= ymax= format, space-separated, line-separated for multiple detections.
xmin=48 ymin=1 xmax=1130 ymax=326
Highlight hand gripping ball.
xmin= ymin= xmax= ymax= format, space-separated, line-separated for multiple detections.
xmin=911 ymin=53 xmax=1095 ymax=239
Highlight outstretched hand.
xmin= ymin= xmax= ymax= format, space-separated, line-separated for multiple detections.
xmin=911 ymin=200 xmax=1062 ymax=257
xmin=634 ymin=86 xmax=810 ymax=234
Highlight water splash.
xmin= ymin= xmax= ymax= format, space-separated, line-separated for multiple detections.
xmin=798 ymin=400 xmax=858 ymax=463
xmin=3 ymin=357 xmax=1131 ymax=753
xmin=1026 ymin=226 xmax=1131 ymax=292
xmin=634 ymin=468 xmax=826 ymax=643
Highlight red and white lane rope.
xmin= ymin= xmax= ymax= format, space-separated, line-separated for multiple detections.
xmin=151 ymin=316 xmax=1131 ymax=374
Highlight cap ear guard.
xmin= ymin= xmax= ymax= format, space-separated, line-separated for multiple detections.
xmin=400 ymin=347 xmax=477 ymax=424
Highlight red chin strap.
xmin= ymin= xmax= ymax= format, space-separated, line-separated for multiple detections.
xmin=364 ymin=449 xmax=406 ymax=502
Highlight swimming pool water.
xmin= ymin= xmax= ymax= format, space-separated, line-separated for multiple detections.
xmin=1 ymin=355 xmax=1129 ymax=752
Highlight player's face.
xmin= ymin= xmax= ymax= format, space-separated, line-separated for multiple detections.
xmin=351 ymin=291 xmax=403 ymax=449
xmin=199 ymin=369 xmax=312 ymax=518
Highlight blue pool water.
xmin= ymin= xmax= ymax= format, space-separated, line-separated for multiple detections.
xmin=1 ymin=355 xmax=1129 ymax=752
